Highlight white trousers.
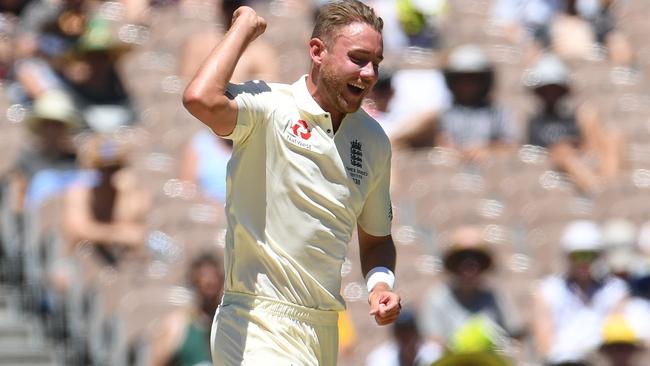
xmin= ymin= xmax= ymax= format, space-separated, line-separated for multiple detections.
xmin=210 ymin=291 xmax=339 ymax=366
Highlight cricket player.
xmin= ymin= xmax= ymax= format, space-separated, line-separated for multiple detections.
xmin=183 ymin=1 xmax=400 ymax=364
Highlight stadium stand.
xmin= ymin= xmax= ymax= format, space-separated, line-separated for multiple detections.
xmin=2 ymin=0 xmax=650 ymax=365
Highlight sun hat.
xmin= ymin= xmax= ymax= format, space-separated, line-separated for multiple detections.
xmin=73 ymin=18 xmax=132 ymax=55
xmin=443 ymin=226 xmax=493 ymax=273
xmin=25 ymin=90 xmax=82 ymax=132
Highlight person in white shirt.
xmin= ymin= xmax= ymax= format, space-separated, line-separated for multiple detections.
xmin=533 ymin=220 xmax=629 ymax=364
xmin=182 ymin=1 xmax=401 ymax=365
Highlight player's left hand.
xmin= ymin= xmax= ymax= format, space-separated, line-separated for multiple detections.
xmin=368 ymin=283 xmax=401 ymax=326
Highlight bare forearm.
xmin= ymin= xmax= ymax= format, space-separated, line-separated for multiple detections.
xmin=359 ymin=229 xmax=401 ymax=325
xmin=551 ymin=143 xmax=599 ymax=193
xmin=185 ymin=23 xmax=253 ymax=102
xmin=69 ymin=220 xmax=144 ymax=247
xmin=182 ymin=6 xmax=266 ymax=134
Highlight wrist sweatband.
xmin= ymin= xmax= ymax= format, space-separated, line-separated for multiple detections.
xmin=365 ymin=266 xmax=395 ymax=292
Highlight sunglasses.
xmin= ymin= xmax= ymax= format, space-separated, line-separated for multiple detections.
xmin=569 ymin=251 xmax=599 ymax=262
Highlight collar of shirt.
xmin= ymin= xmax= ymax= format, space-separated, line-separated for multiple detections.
xmin=291 ymin=75 xmax=336 ymax=136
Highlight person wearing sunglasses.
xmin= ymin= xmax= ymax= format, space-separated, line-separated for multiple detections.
xmin=532 ymin=220 xmax=629 ymax=365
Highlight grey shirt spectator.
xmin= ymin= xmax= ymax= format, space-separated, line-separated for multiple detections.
xmin=440 ymin=104 xmax=516 ymax=149
xmin=528 ymin=110 xmax=580 ymax=148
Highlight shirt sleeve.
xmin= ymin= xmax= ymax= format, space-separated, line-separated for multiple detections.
xmin=357 ymin=146 xmax=392 ymax=237
xmin=223 ymin=80 xmax=273 ymax=145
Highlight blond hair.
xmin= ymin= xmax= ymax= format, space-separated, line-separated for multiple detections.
xmin=312 ymin=0 xmax=383 ymax=47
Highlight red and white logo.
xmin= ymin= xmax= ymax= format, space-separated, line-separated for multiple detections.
xmin=291 ymin=120 xmax=311 ymax=140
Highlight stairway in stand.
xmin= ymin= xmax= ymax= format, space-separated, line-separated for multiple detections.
xmin=0 ymin=286 xmax=60 ymax=366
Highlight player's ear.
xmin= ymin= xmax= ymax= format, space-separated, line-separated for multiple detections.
xmin=309 ymin=38 xmax=327 ymax=66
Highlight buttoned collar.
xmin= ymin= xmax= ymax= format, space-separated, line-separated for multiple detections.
xmin=291 ymin=75 xmax=330 ymax=118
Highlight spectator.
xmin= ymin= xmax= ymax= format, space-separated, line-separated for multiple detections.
xmin=365 ymin=308 xmax=442 ymax=366
xmin=11 ymin=0 xmax=90 ymax=101
xmin=179 ymin=0 xmax=279 ymax=83
xmin=491 ymin=0 xmax=597 ymax=49
xmin=13 ymin=0 xmax=88 ymax=60
xmin=383 ymin=66 xmax=451 ymax=149
xmin=179 ymin=128 xmax=232 ymax=204
xmin=8 ymin=90 xmax=80 ymax=213
xmin=492 ymin=0 xmax=560 ymax=44
xmin=392 ymin=44 xmax=517 ymax=160
xmin=57 ymin=18 xmax=136 ymax=132
xmin=431 ymin=316 xmax=513 ymax=366
xmin=532 ymin=220 xmax=629 ymax=364
xmin=595 ymin=314 xmax=648 ymax=366
xmin=362 ymin=68 xmax=397 ymax=136
xmin=63 ymin=133 xmax=150 ymax=266
xmin=630 ymin=222 xmax=650 ymax=301
xmin=367 ymin=0 xmax=447 ymax=52
xmin=601 ymin=218 xmax=640 ymax=281
xmin=148 ymin=252 xmax=224 ymax=366
xmin=420 ymin=226 xmax=523 ymax=346
xmin=525 ymin=53 xmax=623 ymax=195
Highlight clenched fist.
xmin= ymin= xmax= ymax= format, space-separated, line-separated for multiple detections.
xmin=368 ymin=283 xmax=401 ymax=326
xmin=231 ymin=6 xmax=267 ymax=44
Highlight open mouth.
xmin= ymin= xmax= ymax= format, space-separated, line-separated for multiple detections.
xmin=347 ymin=82 xmax=365 ymax=96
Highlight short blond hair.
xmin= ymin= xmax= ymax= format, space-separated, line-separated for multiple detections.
xmin=312 ymin=0 xmax=383 ymax=47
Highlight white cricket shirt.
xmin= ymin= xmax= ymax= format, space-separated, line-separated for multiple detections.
xmin=221 ymin=76 xmax=392 ymax=311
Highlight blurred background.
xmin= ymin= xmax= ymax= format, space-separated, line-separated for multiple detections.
xmin=1 ymin=0 xmax=650 ymax=365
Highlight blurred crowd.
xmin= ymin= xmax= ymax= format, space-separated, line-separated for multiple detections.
xmin=1 ymin=0 xmax=650 ymax=365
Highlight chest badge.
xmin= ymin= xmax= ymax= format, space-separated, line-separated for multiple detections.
xmin=347 ymin=139 xmax=367 ymax=185
xmin=291 ymin=120 xmax=311 ymax=140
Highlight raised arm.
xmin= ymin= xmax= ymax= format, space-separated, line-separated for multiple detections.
xmin=358 ymin=225 xmax=400 ymax=326
xmin=182 ymin=6 xmax=267 ymax=136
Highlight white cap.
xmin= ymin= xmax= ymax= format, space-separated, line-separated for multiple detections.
xmin=524 ymin=53 xmax=570 ymax=88
xmin=446 ymin=44 xmax=491 ymax=73
xmin=561 ymin=220 xmax=603 ymax=253
xmin=602 ymin=218 xmax=637 ymax=249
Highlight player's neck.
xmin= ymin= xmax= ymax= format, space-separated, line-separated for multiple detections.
xmin=307 ymin=72 xmax=345 ymax=132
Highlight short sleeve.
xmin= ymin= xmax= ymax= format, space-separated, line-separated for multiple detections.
xmin=357 ymin=148 xmax=392 ymax=237
xmin=223 ymin=80 xmax=273 ymax=144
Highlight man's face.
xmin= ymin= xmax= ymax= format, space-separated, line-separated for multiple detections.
xmin=318 ymin=22 xmax=383 ymax=115
xmin=193 ymin=264 xmax=224 ymax=304
xmin=568 ymin=250 xmax=599 ymax=281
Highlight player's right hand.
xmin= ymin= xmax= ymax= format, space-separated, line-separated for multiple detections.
xmin=231 ymin=6 xmax=267 ymax=43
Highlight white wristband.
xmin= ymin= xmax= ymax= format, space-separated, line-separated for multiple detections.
xmin=365 ymin=266 xmax=395 ymax=293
